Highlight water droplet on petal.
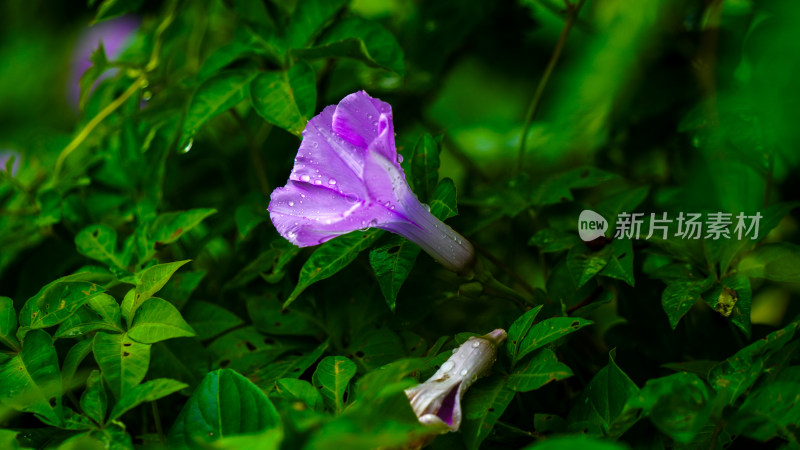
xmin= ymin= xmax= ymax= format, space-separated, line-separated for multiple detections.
xmin=397 ymin=154 xmax=403 ymax=163
xmin=424 ymin=204 xmax=431 ymax=212
xmin=440 ymin=361 xmax=455 ymax=373
xmin=314 ymin=179 xmax=322 ymax=185
xmin=369 ymin=219 xmax=378 ymax=228
xmin=300 ymin=175 xmax=310 ymax=182
xmin=288 ymin=201 xmax=294 ymax=207
xmin=471 ymin=341 xmax=480 ymax=348
xmin=460 ymin=369 xmax=469 ymax=376
xmin=328 ymin=178 xmax=337 ymax=185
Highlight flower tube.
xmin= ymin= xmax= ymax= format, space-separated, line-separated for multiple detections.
xmin=405 ymin=329 xmax=507 ymax=431
xmin=268 ymin=91 xmax=475 ymax=273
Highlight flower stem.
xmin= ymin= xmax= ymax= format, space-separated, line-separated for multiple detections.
xmin=516 ymin=0 xmax=585 ymax=175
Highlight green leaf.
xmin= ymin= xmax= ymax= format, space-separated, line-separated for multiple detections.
xmin=80 ymin=370 xmax=107 ymax=425
xmin=0 ymin=430 xmax=23 ymax=450
xmin=625 ymin=372 xmax=714 ymax=444
xmin=599 ymin=239 xmax=635 ymax=287
xmin=78 ymin=43 xmax=109 ymax=111
xmin=507 ymin=348 xmax=573 ymax=392
xmin=124 ymin=260 xmax=190 ymax=321
xmin=513 ymin=317 xmax=593 ymax=366
xmin=179 ymin=69 xmax=258 ymax=151
xmin=285 ymin=230 xmax=382 ymax=308
xmin=528 ymin=229 xmax=581 ymax=253
xmin=92 ymin=0 xmax=144 ymax=24
xmin=246 ymin=294 xmax=321 ymax=336
xmin=75 ymin=225 xmax=126 ymax=270
xmin=709 ymin=320 xmax=799 ymax=405
xmin=62 ymin=339 xmax=94 ymax=392
xmin=147 ymin=208 xmax=217 ymax=246
xmin=369 ymin=236 xmax=420 ymax=311
xmin=158 ymin=269 xmax=207 ymax=310
xmin=0 ymin=330 xmax=62 ymax=425
xmin=506 ymin=305 xmax=543 ymax=362
xmin=19 ymin=279 xmax=105 ymax=330
xmin=182 ymin=301 xmax=243 ymax=340
xmin=250 ymin=340 xmax=329 ymax=388
xmin=55 ymin=293 xmax=123 ymax=338
xmin=531 ymin=167 xmax=619 ymax=206
xmin=167 ymin=368 xmax=281 ymax=447
xmin=285 ymin=0 xmax=349 ymax=48
xmin=294 ymin=17 xmax=405 ymax=75
xmin=596 ymin=186 xmax=650 ymax=230
xmin=567 ymin=351 xmax=640 ymax=438
xmin=705 ymin=275 xmax=752 ymax=338
xmin=461 ymin=374 xmax=515 ymax=450
xmin=719 ymin=202 xmax=799 ymax=273
xmin=127 ymin=297 xmax=196 ymax=344
xmin=312 ymin=356 xmax=357 ymax=414
xmin=661 ymin=276 xmax=714 ymax=329
xmin=737 ymin=242 xmax=800 ymax=282
xmin=567 ymin=244 xmax=612 ymax=289
xmin=250 ymin=61 xmax=316 ymax=136
xmin=272 ymin=378 xmax=325 ymax=411
xmin=429 ymin=178 xmax=458 ymax=220
xmin=0 ymin=296 xmax=19 ymax=350
xmin=728 ymin=366 xmax=800 ymax=442
xmin=93 ymin=332 xmax=151 ymax=398
xmin=108 ymin=378 xmax=187 ymax=421
xmin=411 ymin=133 xmax=439 ymax=202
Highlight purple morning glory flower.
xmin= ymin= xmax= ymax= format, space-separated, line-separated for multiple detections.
xmin=268 ymin=91 xmax=475 ymax=273
xmin=68 ymin=16 xmax=139 ymax=109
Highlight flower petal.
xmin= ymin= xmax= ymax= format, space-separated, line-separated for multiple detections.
xmin=332 ymin=91 xmax=393 ymax=150
xmin=291 ymin=105 xmax=368 ymax=195
xmin=268 ymin=181 xmax=395 ymax=246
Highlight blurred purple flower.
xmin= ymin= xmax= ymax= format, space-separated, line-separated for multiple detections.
xmin=0 ymin=150 xmax=21 ymax=177
xmin=268 ymin=91 xmax=475 ymax=273
xmin=405 ymin=329 xmax=507 ymax=431
xmin=68 ymin=16 xmax=139 ymax=109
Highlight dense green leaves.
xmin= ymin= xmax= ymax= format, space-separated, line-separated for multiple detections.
xmin=180 ymin=69 xmax=258 ymax=151
xmin=285 ymin=230 xmax=382 ymax=308
xmin=461 ymin=374 xmax=515 ymax=450
xmin=168 ymin=369 xmax=281 ymax=447
xmin=3 ymin=1 xmax=800 ymax=448
xmin=108 ymin=378 xmax=187 ymax=421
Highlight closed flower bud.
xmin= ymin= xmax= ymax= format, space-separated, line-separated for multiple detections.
xmin=405 ymin=329 xmax=507 ymax=432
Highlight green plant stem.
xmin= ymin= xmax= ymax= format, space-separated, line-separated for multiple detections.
xmin=472 ymin=241 xmax=538 ymax=296
xmin=54 ymin=76 xmax=145 ymax=178
xmin=152 ymin=401 xmax=165 ymax=443
xmin=516 ymin=0 xmax=585 ymax=175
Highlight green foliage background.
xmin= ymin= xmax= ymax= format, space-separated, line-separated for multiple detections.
xmin=1 ymin=0 xmax=800 ymax=448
